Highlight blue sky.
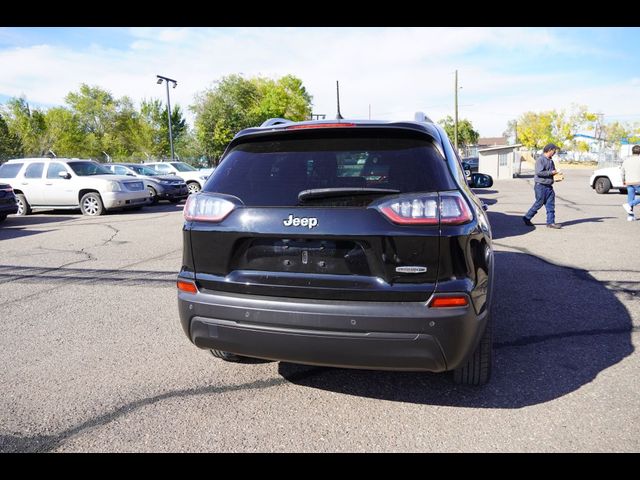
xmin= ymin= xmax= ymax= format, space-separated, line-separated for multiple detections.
xmin=1 ymin=27 xmax=639 ymax=136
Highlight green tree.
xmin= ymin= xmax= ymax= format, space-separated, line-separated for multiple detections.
xmin=437 ymin=116 xmax=479 ymax=151
xmin=139 ymin=98 xmax=188 ymax=160
xmin=0 ymin=113 xmax=23 ymax=161
xmin=602 ymin=121 xmax=630 ymax=147
xmin=516 ymin=111 xmax=556 ymax=151
xmin=2 ymin=97 xmax=48 ymax=156
xmin=43 ymin=107 xmax=86 ymax=158
xmin=191 ymin=74 xmax=313 ymax=163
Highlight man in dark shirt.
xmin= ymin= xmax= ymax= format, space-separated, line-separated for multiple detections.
xmin=523 ymin=143 xmax=563 ymax=229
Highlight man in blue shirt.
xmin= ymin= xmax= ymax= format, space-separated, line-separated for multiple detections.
xmin=523 ymin=143 xmax=563 ymax=229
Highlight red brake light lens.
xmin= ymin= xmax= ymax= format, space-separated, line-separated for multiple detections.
xmin=184 ymin=194 xmax=235 ymax=222
xmin=429 ymin=296 xmax=469 ymax=308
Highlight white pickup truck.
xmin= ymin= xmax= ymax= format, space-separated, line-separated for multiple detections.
xmin=589 ymin=165 xmax=627 ymax=194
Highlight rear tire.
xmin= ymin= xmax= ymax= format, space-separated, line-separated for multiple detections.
xmin=0 ymin=214 xmax=6 ymax=223
xmin=594 ymin=177 xmax=611 ymax=194
xmin=453 ymin=314 xmax=492 ymax=386
xmin=210 ymin=349 xmax=249 ymax=362
xmin=15 ymin=193 xmax=31 ymax=216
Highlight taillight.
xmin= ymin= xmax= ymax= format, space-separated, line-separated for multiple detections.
xmin=0 ymin=186 xmax=13 ymax=193
xmin=377 ymin=192 xmax=472 ymax=225
xmin=439 ymin=192 xmax=473 ymax=225
xmin=184 ymin=194 xmax=235 ymax=222
xmin=379 ymin=194 xmax=439 ymax=225
xmin=429 ymin=295 xmax=469 ymax=308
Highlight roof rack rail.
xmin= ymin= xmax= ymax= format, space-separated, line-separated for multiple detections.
xmin=261 ymin=118 xmax=292 ymax=127
xmin=414 ymin=111 xmax=433 ymax=123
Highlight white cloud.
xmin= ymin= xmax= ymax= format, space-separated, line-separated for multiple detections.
xmin=0 ymin=27 xmax=638 ymax=137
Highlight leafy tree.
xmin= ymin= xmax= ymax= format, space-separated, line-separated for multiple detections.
xmin=43 ymin=107 xmax=86 ymax=158
xmin=437 ymin=116 xmax=479 ymax=151
xmin=2 ymin=97 xmax=47 ymax=156
xmin=602 ymin=121 xmax=630 ymax=147
xmin=139 ymin=99 xmax=187 ymax=159
xmin=516 ymin=105 xmax=598 ymax=152
xmin=191 ymin=74 xmax=312 ymax=163
xmin=0 ymin=113 xmax=23 ymax=161
xmin=516 ymin=111 xmax=557 ymax=151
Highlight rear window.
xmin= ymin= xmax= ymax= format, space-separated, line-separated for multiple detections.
xmin=0 ymin=163 xmax=23 ymax=178
xmin=205 ymin=133 xmax=455 ymax=206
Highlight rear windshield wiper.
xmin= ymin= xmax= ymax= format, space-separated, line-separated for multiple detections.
xmin=298 ymin=187 xmax=400 ymax=202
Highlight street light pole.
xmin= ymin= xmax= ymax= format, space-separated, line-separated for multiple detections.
xmin=454 ymin=69 xmax=459 ymax=154
xmin=156 ymin=74 xmax=177 ymax=161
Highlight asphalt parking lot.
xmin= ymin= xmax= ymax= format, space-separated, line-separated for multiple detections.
xmin=0 ymin=168 xmax=638 ymax=452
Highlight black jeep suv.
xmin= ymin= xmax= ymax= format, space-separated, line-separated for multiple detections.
xmin=177 ymin=117 xmax=495 ymax=385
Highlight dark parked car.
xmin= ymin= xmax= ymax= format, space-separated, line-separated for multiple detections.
xmin=0 ymin=183 xmax=19 ymax=222
xmin=105 ymin=163 xmax=188 ymax=204
xmin=462 ymin=156 xmax=479 ymax=173
xmin=177 ymin=116 xmax=495 ymax=385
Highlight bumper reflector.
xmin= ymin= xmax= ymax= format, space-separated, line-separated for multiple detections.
xmin=177 ymin=280 xmax=198 ymax=294
xmin=429 ymin=296 xmax=468 ymax=308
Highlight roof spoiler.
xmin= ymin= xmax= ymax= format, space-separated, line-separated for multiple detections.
xmin=261 ymin=118 xmax=292 ymax=127
xmin=414 ymin=111 xmax=433 ymax=123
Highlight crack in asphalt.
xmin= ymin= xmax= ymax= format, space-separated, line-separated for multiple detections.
xmin=0 ymin=366 xmax=327 ymax=453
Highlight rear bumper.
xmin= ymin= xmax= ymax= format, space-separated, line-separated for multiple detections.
xmin=0 ymin=201 xmax=18 ymax=215
xmin=178 ymin=287 xmax=489 ymax=372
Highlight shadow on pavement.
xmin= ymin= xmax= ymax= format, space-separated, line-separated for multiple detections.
xmin=279 ymin=250 xmax=634 ymax=408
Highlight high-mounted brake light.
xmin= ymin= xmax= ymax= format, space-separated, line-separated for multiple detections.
xmin=377 ymin=192 xmax=472 ymax=226
xmin=177 ymin=280 xmax=198 ymax=294
xmin=429 ymin=296 xmax=469 ymax=308
xmin=184 ymin=194 xmax=235 ymax=222
xmin=286 ymin=123 xmax=356 ymax=130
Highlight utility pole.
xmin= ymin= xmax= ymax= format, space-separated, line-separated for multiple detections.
xmin=369 ymin=104 xmax=371 ymax=120
xmin=514 ymin=120 xmax=518 ymax=144
xmin=454 ymin=70 xmax=459 ymax=154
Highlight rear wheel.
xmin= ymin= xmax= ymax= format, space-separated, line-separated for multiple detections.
xmin=80 ymin=192 xmax=104 ymax=216
xmin=15 ymin=193 xmax=31 ymax=216
xmin=453 ymin=315 xmax=492 ymax=386
xmin=210 ymin=349 xmax=249 ymax=362
xmin=0 ymin=214 xmax=6 ymax=223
xmin=594 ymin=177 xmax=611 ymax=194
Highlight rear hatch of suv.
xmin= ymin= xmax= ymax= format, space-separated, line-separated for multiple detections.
xmin=185 ymin=126 xmax=466 ymax=302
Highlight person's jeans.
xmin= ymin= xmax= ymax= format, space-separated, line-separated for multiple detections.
xmin=525 ymin=183 xmax=555 ymax=224
xmin=627 ymin=185 xmax=640 ymax=211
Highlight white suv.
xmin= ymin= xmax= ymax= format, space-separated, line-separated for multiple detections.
xmin=0 ymin=158 xmax=151 ymax=216
xmin=144 ymin=161 xmax=209 ymax=194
